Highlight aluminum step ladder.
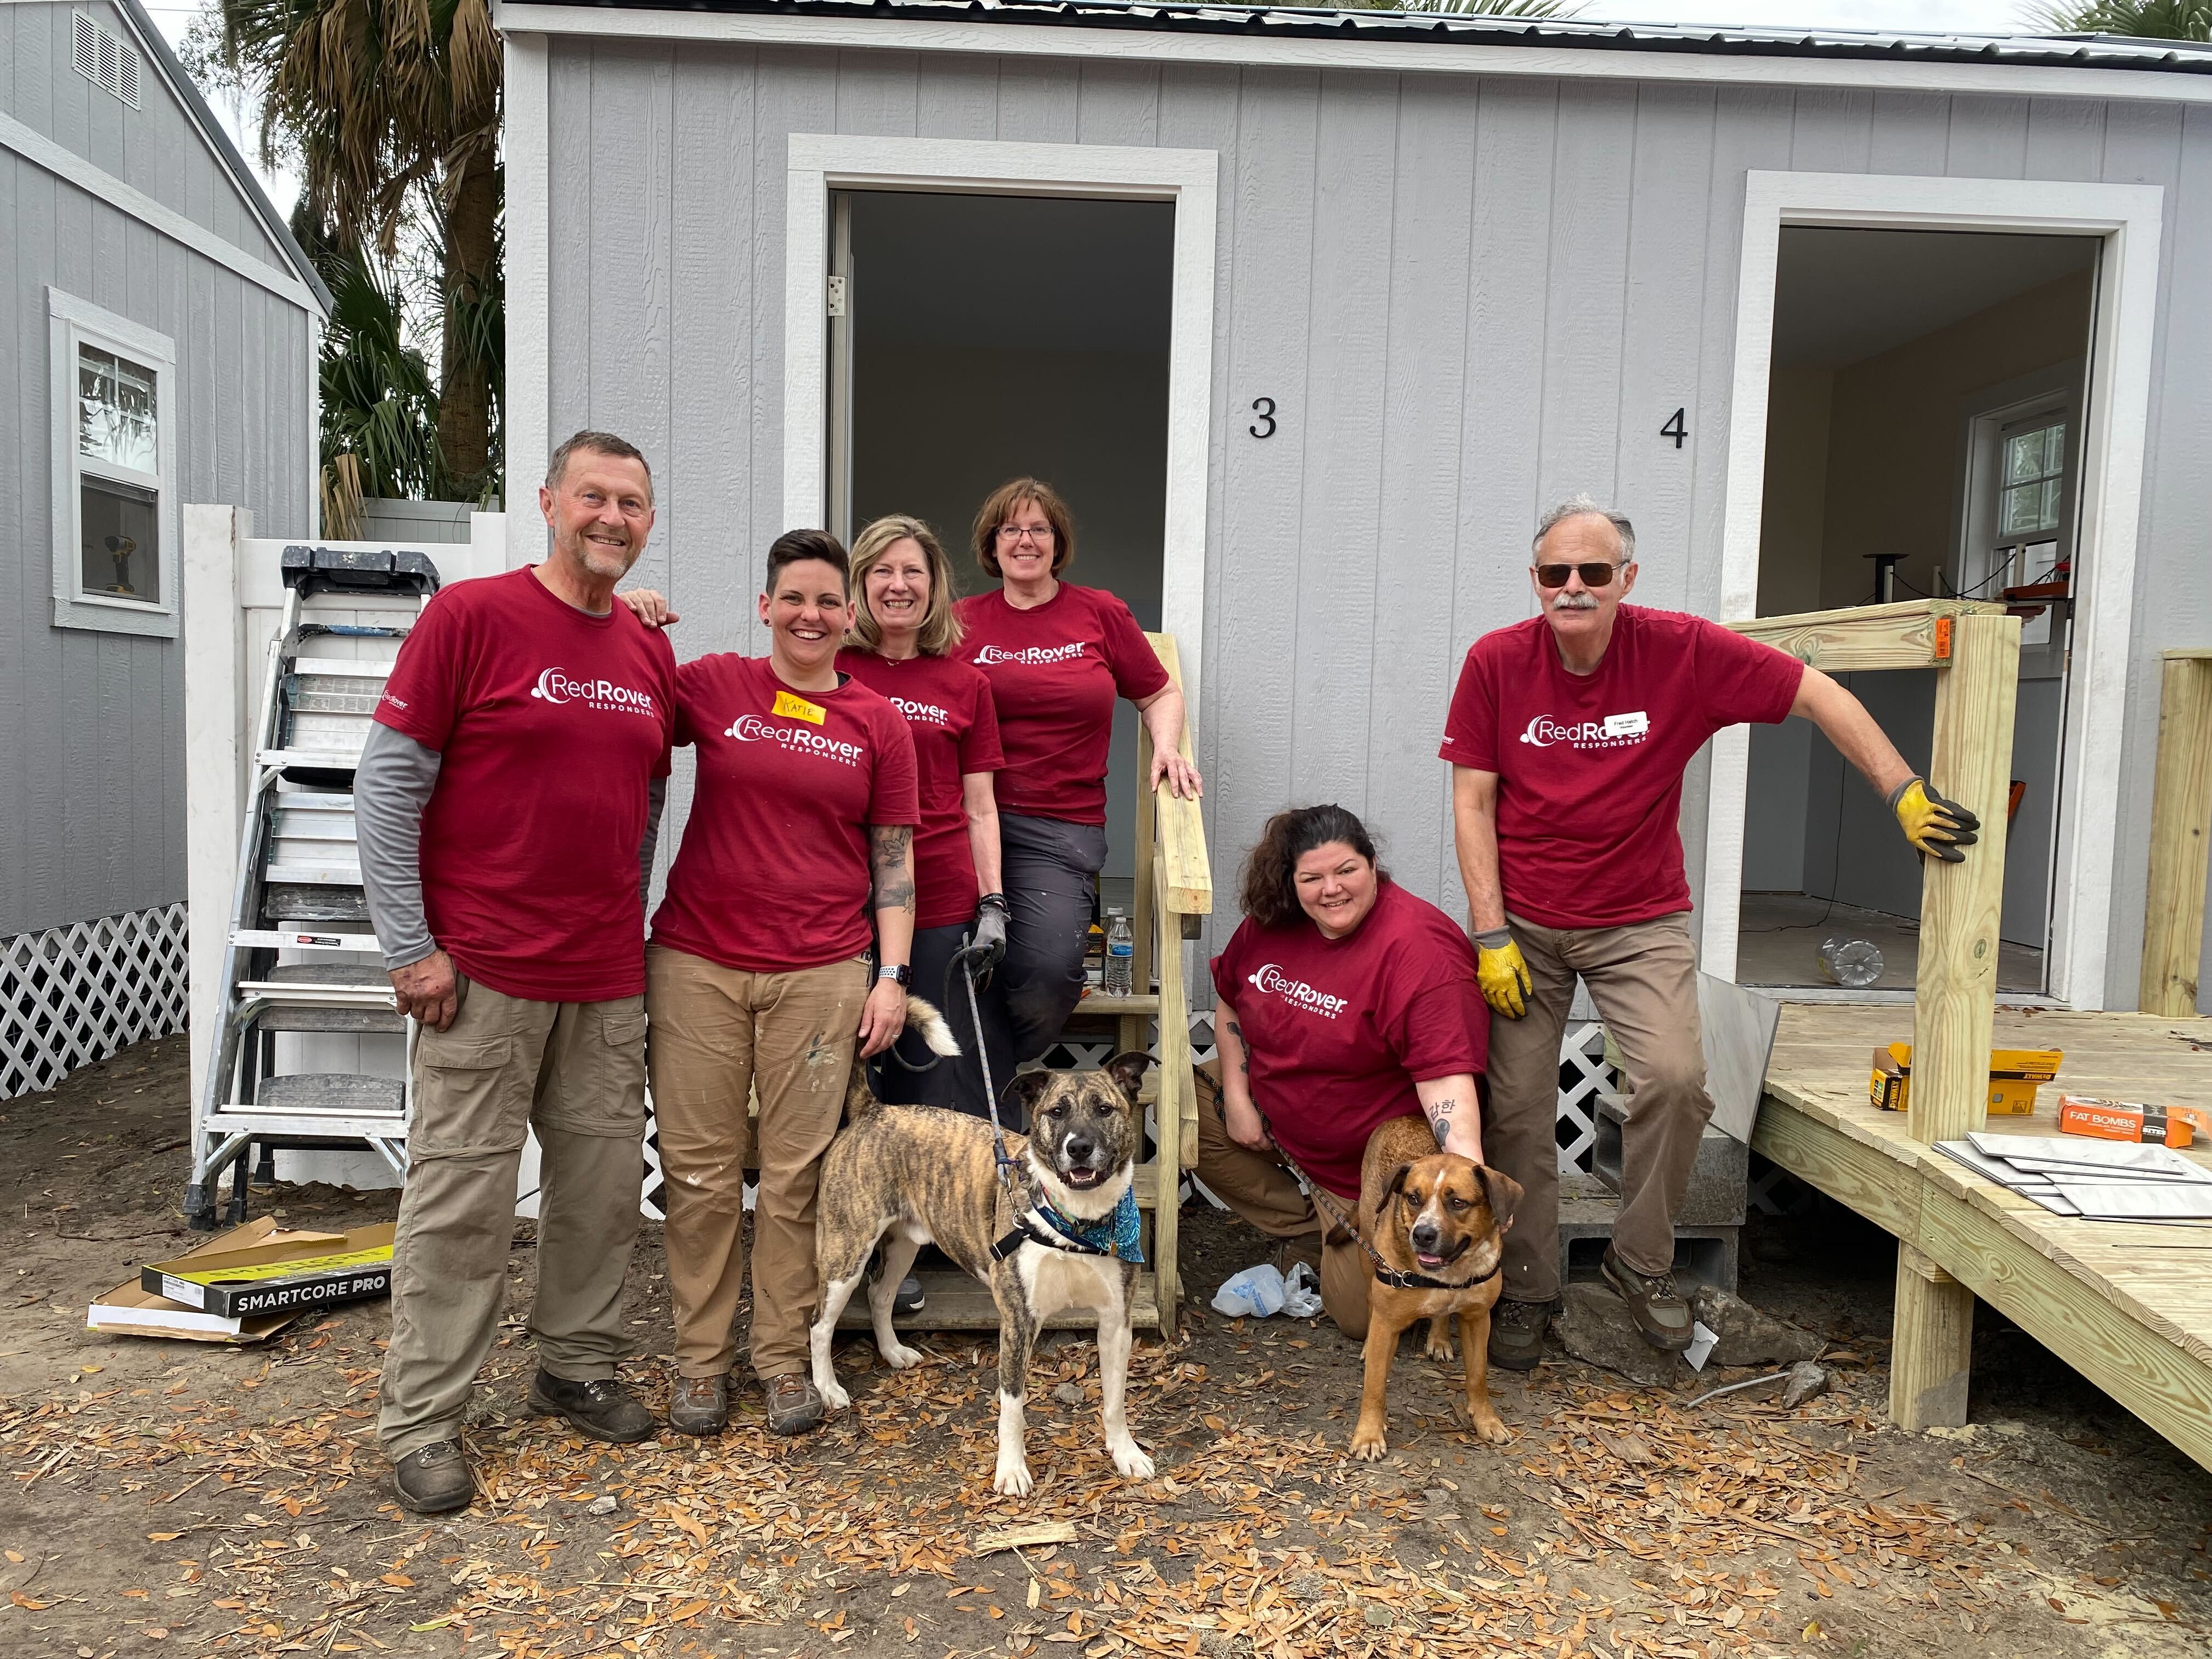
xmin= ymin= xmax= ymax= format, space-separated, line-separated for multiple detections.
xmin=185 ymin=545 xmax=441 ymax=1229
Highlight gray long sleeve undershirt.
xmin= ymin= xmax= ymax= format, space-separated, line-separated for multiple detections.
xmin=354 ymin=721 xmax=669 ymax=974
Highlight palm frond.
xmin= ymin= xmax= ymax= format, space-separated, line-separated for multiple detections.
xmin=2027 ymin=0 xmax=2212 ymax=36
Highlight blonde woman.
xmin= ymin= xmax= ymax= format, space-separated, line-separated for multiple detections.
xmin=836 ymin=515 xmax=1013 ymax=1121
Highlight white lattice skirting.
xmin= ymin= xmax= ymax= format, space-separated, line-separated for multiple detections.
xmin=1 ymin=904 xmax=190 ymax=1101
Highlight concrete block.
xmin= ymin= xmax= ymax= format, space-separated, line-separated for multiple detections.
xmin=1591 ymin=1093 xmax=1748 ymax=1226
xmin=1559 ymin=1172 xmax=1739 ymax=1295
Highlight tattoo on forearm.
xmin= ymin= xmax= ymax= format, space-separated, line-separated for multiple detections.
xmin=1425 ymin=1097 xmax=1459 ymax=1149
xmin=1227 ymin=1021 xmax=1249 ymax=1074
xmin=869 ymin=825 xmax=915 ymax=912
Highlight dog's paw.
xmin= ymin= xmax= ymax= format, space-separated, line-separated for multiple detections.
xmin=1110 ymin=1440 xmax=1155 ymax=1481
xmin=992 ymin=1460 xmax=1036 ymax=1498
xmin=1348 ymin=1424 xmax=1388 ymax=1462
xmin=881 ymin=1341 xmax=926 ymax=1372
xmin=1425 ymin=1331 xmax=1456 ymax=1363
xmin=819 ymin=1378 xmax=852 ymax=1412
xmin=1469 ymin=1410 xmax=1511 ymax=1446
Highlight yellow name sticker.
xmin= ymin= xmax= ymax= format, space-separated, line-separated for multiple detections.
xmin=772 ymin=690 xmax=827 ymax=726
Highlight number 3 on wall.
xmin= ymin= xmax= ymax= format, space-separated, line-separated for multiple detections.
xmin=1250 ymin=397 xmax=1277 ymax=439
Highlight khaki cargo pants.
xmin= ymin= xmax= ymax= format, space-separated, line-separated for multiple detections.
xmin=380 ymin=975 xmax=647 ymax=1462
xmin=646 ymin=945 xmax=870 ymax=1383
xmin=1485 ymin=911 xmax=1713 ymax=1306
xmin=1189 ymin=1062 xmax=1374 ymax=1339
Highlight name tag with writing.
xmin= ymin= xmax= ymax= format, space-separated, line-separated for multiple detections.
xmin=772 ymin=690 xmax=827 ymax=726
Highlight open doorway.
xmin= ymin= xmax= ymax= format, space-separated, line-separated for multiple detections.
xmin=828 ymin=190 xmax=1173 ymax=898
xmin=1739 ymin=227 xmax=2097 ymax=995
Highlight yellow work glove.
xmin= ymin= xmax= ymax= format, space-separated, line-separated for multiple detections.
xmin=1886 ymin=776 xmax=1980 ymax=863
xmin=1474 ymin=928 xmax=1532 ymax=1020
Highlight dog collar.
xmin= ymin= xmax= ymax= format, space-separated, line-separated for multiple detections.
xmin=990 ymin=1187 xmax=1143 ymax=1265
xmin=1370 ymin=1259 xmax=1502 ymax=1293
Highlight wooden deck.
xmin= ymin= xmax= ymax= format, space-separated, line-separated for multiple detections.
xmin=1754 ymin=1001 xmax=2212 ymax=1473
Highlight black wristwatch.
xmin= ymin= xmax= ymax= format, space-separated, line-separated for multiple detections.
xmin=876 ymin=963 xmax=912 ymax=987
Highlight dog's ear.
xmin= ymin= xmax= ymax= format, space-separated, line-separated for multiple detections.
xmin=1382 ymin=1161 xmax=1415 ymax=1204
xmin=1002 ymin=1069 xmax=1056 ymax=1120
xmin=1477 ymin=1165 xmax=1525 ymax=1234
xmin=1103 ymin=1049 xmax=1156 ymax=1104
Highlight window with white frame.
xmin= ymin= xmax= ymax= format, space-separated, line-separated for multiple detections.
xmin=50 ymin=290 xmax=178 ymax=636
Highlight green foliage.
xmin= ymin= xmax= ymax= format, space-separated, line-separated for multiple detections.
xmin=2029 ymin=0 xmax=2212 ymax=35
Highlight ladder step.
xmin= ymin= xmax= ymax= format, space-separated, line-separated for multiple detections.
xmin=232 ymin=928 xmax=382 ymax=952
xmin=266 ymin=963 xmax=390 ymax=987
xmin=264 ymin=884 xmax=370 ymax=923
xmin=251 ymin=1074 xmax=407 ymax=1115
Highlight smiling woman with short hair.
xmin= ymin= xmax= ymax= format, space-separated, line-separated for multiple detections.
xmin=1197 ymin=804 xmax=1490 ymax=1340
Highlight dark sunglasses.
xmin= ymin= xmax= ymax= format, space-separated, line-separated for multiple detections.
xmin=1533 ymin=561 xmax=1624 ymax=590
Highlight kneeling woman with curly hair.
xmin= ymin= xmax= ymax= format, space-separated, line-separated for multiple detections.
xmin=1196 ymin=804 xmax=1490 ymax=1338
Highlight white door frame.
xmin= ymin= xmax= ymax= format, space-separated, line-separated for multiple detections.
xmin=782 ymin=134 xmax=1219 ymax=715
xmin=1703 ymin=170 xmax=2164 ymax=1011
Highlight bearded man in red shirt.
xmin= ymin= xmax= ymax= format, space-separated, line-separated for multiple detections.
xmin=1442 ymin=496 xmax=1979 ymax=1371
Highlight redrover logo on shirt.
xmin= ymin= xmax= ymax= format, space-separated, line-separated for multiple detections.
xmin=725 ymin=713 xmax=866 ymax=766
xmin=1247 ymin=963 xmax=1349 ymax=1019
xmin=530 ymin=666 xmax=660 ymax=716
xmin=977 ymin=641 xmax=1088 ymax=667
xmin=1519 ymin=710 xmax=1652 ymax=750
xmin=886 ymin=695 xmax=952 ymax=727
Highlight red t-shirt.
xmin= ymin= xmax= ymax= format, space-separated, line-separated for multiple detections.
xmin=836 ymin=649 xmax=1004 ymax=930
xmin=372 ymin=566 xmax=676 ymax=1002
xmin=1210 ymin=882 xmax=1489 ymax=1203
xmin=1439 ymin=606 xmax=1804 ymax=930
xmin=951 ymin=583 xmax=1169 ymax=825
xmin=651 ymin=656 xmax=920 ymax=972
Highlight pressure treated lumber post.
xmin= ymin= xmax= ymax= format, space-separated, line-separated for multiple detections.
xmin=1896 ymin=612 xmax=2020 ymax=1430
xmin=1153 ymin=856 xmax=1187 ymax=1328
xmin=2139 ymin=651 xmax=2212 ymax=1017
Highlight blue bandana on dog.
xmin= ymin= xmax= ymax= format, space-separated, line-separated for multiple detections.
xmin=1038 ymin=1186 xmax=1144 ymax=1262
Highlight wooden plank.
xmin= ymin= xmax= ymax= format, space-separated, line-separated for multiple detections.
xmin=1722 ymin=598 xmax=2004 ymax=672
xmin=2140 ymin=655 xmax=2212 ymax=1016
xmin=1153 ymin=855 xmax=1189 ymax=1323
xmin=1891 ymin=1243 xmax=1974 ymax=1430
xmin=836 ymin=1269 xmax=1160 ymax=1333
xmin=1145 ymin=633 xmax=1212 ymax=916
xmin=1749 ymin=1100 xmax=1922 ymax=1240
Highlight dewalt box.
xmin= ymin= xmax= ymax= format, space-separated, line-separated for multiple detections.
xmin=1869 ymin=1043 xmax=2062 ymax=1115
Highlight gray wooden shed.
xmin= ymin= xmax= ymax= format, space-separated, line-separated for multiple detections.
xmin=1 ymin=0 xmax=328 ymax=1097
xmin=496 ymin=0 xmax=2212 ymax=1015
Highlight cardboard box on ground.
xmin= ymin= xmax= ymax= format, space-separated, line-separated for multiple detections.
xmin=87 ymin=1217 xmax=395 ymax=1343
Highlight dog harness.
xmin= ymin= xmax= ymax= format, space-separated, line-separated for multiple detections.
xmin=955 ymin=941 xmax=1145 ymax=1266
xmin=1262 ymin=1115 xmax=1502 ymax=1295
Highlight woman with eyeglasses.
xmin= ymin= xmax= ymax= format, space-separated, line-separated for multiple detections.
xmin=836 ymin=514 xmax=1014 ymax=1121
xmin=953 ymin=478 xmax=1202 ymax=1066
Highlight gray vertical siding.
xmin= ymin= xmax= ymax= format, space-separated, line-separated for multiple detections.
xmin=1 ymin=3 xmax=314 ymax=936
xmin=544 ymin=41 xmax=2211 ymax=1008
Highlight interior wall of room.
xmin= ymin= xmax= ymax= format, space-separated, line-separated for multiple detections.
xmin=854 ymin=344 xmax=1170 ymax=882
xmin=1744 ymin=268 xmax=2092 ymax=956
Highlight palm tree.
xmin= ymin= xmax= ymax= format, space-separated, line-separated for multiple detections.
xmin=2030 ymin=2 xmax=2210 ymax=36
xmin=208 ymin=0 xmax=503 ymax=501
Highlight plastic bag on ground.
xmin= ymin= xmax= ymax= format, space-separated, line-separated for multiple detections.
xmin=1280 ymin=1260 xmax=1323 ymax=1318
xmin=1211 ymin=1262 xmax=1287 ymax=1318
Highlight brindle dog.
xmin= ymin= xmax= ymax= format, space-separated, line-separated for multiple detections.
xmin=809 ymin=1052 xmax=1156 ymax=1496
xmin=1350 ymin=1114 xmax=1525 ymax=1460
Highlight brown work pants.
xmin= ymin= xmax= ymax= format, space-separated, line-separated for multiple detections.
xmin=380 ymin=975 xmax=648 ymax=1462
xmin=646 ymin=945 xmax=869 ymax=1383
xmin=1486 ymin=911 xmax=1712 ymax=1304
xmin=1190 ymin=1064 xmax=1373 ymax=1338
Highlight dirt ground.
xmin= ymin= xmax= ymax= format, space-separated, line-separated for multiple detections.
xmin=1 ymin=1036 xmax=2208 ymax=1659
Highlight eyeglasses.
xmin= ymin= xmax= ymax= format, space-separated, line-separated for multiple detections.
xmin=996 ymin=525 xmax=1054 ymax=543
xmin=1533 ymin=561 xmax=1624 ymax=589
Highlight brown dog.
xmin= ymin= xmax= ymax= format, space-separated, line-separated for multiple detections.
xmin=1348 ymin=1115 xmax=1524 ymax=1460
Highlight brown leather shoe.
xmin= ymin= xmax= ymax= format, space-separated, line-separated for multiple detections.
xmin=764 ymin=1373 xmax=825 ymax=1437
xmin=1601 ymin=1247 xmax=1696 ymax=1353
xmin=668 ymin=1374 xmax=729 ymax=1437
xmin=392 ymin=1440 xmax=472 ymax=1514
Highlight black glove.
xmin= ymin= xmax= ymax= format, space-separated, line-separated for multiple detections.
xmin=972 ymin=893 xmax=1011 ymax=975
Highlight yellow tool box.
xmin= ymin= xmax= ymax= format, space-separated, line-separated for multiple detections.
xmin=1869 ymin=1043 xmax=2062 ymax=1115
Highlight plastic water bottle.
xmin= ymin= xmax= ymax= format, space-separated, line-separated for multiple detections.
xmin=1104 ymin=910 xmax=1136 ymax=996
xmin=1818 ymin=934 xmax=1884 ymax=988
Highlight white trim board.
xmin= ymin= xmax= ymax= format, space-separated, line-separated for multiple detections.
xmin=0 ymin=108 xmax=318 ymax=311
xmin=781 ymin=134 xmax=1218 ymax=717
xmin=493 ymin=5 xmax=2212 ymax=103
xmin=1704 ymin=171 xmax=2163 ymax=1012
xmin=504 ymin=31 xmax=552 ymax=571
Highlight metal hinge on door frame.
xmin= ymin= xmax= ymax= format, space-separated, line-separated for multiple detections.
xmin=827 ymin=275 xmax=848 ymax=318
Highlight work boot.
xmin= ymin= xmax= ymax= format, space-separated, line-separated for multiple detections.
xmin=1486 ymin=1297 xmax=1555 ymax=1372
xmin=894 ymin=1275 xmax=926 ymax=1317
xmin=667 ymin=1375 xmax=729 ymax=1438
xmin=764 ymin=1373 xmax=825 ymax=1437
xmin=1601 ymin=1247 xmax=1695 ymax=1353
xmin=391 ymin=1440 xmax=472 ymax=1515
xmin=527 ymin=1370 xmax=656 ymax=1443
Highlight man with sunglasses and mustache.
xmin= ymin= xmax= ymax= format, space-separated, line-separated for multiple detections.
xmin=1442 ymin=495 xmax=1978 ymax=1371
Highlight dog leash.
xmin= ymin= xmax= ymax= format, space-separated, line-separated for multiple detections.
xmin=950 ymin=941 xmax=1121 ymax=1265
xmin=1258 ymin=1114 xmax=1501 ymax=1294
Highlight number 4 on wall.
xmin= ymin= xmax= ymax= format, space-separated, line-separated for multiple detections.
xmin=1661 ymin=408 xmax=1688 ymax=449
